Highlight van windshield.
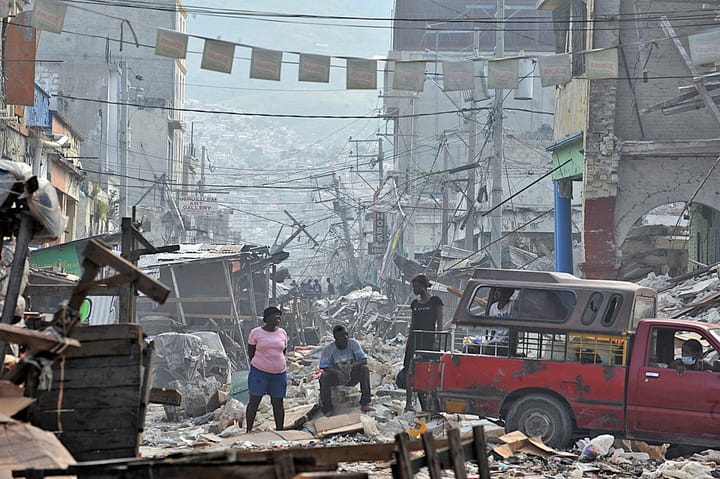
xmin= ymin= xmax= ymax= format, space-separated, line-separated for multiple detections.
xmin=466 ymin=285 xmax=576 ymax=323
xmin=632 ymin=296 xmax=656 ymax=330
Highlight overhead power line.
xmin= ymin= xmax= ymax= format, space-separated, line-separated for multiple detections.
xmin=56 ymin=94 xmax=555 ymax=119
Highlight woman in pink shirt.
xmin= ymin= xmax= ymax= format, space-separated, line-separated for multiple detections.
xmin=246 ymin=306 xmax=288 ymax=432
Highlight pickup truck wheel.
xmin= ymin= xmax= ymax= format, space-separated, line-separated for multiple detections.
xmin=505 ymin=394 xmax=573 ymax=448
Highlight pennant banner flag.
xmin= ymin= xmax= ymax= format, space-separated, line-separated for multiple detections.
xmin=392 ymin=61 xmax=425 ymax=91
xmin=584 ymin=48 xmax=618 ymax=80
xmin=688 ymin=28 xmax=720 ymax=66
xmin=0 ymin=0 xmax=12 ymax=18
xmin=538 ymin=53 xmax=571 ymax=87
xmin=442 ymin=61 xmax=474 ymax=91
xmin=346 ymin=58 xmax=377 ymax=90
xmin=250 ymin=47 xmax=283 ymax=81
xmin=298 ymin=53 xmax=330 ymax=83
xmin=155 ymin=28 xmax=188 ymax=59
xmin=6 ymin=12 xmax=36 ymax=105
xmin=201 ymin=39 xmax=235 ymax=74
xmin=488 ymin=58 xmax=519 ymax=89
xmin=473 ymin=61 xmax=490 ymax=100
xmin=31 ymin=0 xmax=67 ymax=34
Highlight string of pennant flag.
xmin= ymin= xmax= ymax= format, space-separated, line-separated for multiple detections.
xmin=21 ymin=0 xmax=720 ymax=92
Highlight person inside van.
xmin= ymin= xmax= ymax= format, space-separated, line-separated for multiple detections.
xmin=482 ymin=288 xmax=515 ymax=356
xmin=670 ymin=339 xmax=712 ymax=373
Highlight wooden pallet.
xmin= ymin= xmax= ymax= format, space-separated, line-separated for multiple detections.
xmin=393 ymin=426 xmax=490 ymax=479
xmin=27 ymin=324 xmax=152 ymax=461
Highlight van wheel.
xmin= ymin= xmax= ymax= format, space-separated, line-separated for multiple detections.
xmin=505 ymin=394 xmax=573 ymax=448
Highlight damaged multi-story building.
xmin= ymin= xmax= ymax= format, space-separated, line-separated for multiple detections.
xmin=379 ymin=0 xmax=582 ymax=283
xmin=541 ymin=0 xmax=720 ymax=279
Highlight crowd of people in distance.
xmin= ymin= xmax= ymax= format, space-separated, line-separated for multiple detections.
xmin=288 ymin=277 xmax=336 ymax=301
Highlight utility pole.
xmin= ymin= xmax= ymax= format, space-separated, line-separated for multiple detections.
xmin=441 ymin=136 xmax=449 ymax=246
xmin=119 ymin=61 xmax=129 ymax=219
xmin=464 ymin=114 xmax=477 ymax=251
xmin=200 ymin=146 xmax=206 ymax=195
xmin=490 ymin=0 xmax=505 ymax=269
xmin=464 ymin=29 xmax=481 ymax=252
xmin=333 ymin=174 xmax=360 ymax=285
xmin=377 ymin=137 xmax=384 ymax=188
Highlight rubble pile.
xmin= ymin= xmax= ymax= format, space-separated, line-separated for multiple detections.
xmin=139 ymin=277 xmax=720 ymax=477
xmin=142 ymin=330 xmax=417 ymax=454
xmin=639 ymin=267 xmax=720 ymax=323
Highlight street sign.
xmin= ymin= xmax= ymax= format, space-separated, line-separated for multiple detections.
xmin=179 ymin=195 xmax=218 ymax=215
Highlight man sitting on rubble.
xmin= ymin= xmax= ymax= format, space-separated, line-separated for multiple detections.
xmin=318 ymin=324 xmax=374 ymax=415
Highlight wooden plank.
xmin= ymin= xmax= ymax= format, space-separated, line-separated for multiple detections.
xmin=661 ymin=16 xmax=720 ymax=125
xmin=31 ymin=407 xmax=141 ymax=431
xmin=53 ymin=353 xmax=144 ymax=370
xmin=250 ymin=439 xmax=449 ymax=466
xmin=51 ymin=365 xmax=141 ymax=389
xmin=312 ymin=412 xmax=362 ymax=436
xmin=421 ymin=431 xmax=442 ymax=479
xmin=56 ymin=427 xmax=141 ymax=452
xmin=284 ymin=404 xmax=318 ymax=429
xmin=64 ymin=339 xmax=140 ymax=359
xmin=149 ymin=387 xmax=182 ymax=406
xmin=473 ymin=425 xmax=491 ymax=479
xmin=394 ymin=433 xmax=413 ymax=479
xmin=25 ymin=284 xmax=122 ymax=297
xmin=70 ymin=324 xmax=143 ymax=342
xmin=447 ymin=428 xmax=467 ymax=479
xmin=35 ymin=386 xmax=141 ymax=410
xmin=62 ymin=447 xmax=139 ymax=462
xmin=274 ymin=452 xmax=296 ymax=479
xmin=295 ymin=474 xmax=368 ymax=479
xmin=0 ymin=323 xmax=80 ymax=352
xmin=126 ymin=465 xmax=276 ymax=479
xmin=83 ymin=239 xmax=170 ymax=304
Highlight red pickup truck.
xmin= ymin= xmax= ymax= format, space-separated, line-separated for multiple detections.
xmin=410 ymin=269 xmax=720 ymax=449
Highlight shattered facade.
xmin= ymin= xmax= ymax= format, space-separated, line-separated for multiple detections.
xmin=543 ymin=0 xmax=720 ymax=279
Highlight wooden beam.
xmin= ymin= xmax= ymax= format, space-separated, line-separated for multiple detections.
xmin=619 ymin=139 xmax=720 ymax=156
xmin=25 ymin=285 xmax=122 ymax=297
xmin=660 ymin=16 xmax=720 ymax=126
xmin=83 ymin=239 xmax=170 ymax=304
xmin=0 ymin=324 xmax=80 ymax=353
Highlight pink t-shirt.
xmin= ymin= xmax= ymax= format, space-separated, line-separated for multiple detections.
xmin=248 ymin=327 xmax=288 ymax=374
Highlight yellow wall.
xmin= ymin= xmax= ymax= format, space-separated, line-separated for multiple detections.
xmin=553 ymin=79 xmax=589 ymax=139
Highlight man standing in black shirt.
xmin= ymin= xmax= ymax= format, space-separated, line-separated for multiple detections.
xmin=404 ymin=274 xmax=443 ymax=411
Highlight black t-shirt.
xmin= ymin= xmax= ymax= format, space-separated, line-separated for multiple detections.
xmin=410 ymin=296 xmax=443 ymax=332
xmin=406 ymin=296 xmax=443 ymax=364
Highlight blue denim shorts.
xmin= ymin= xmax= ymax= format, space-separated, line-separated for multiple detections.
xmin=248 ymin=365 xmax=287 ymax=398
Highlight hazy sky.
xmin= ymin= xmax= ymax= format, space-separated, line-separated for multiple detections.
xmin=182 ymin=1 xmax=394 ymax=114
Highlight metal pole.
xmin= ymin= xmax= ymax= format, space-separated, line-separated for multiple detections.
xmin=464 ymin=115 xmax=477 ymax=251
xmin=442 ymin=137 xmax=449 ymax=246
xmin=334 ymin=174 xmax=360 ymax=285
xmin=0 ymin=213 xmax=34 ymax=362
xmin=490 ymin=0 xmax=505 ymax=268
xmin=119 ymin=61 xmax=129 ymax=219
xmin=554 ymin=181 xmax=573 ymax=273
xmin=377 ymin=137 xmax=384 ymax=187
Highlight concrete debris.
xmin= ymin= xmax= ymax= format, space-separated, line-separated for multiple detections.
xmin=649 ymin=268 xmax=720 ymax=323
xmin=139 ymin=282 xmax=720 ymax=478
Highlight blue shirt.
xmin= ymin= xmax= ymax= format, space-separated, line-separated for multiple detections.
xmin=319 ymin=338 xmax=368 ymax=369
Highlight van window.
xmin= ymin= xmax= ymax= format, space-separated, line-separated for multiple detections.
xmin=581 ymin=292 xmax=603 ymax=326
xmin=601 ymin=294 xmax=623 ymax=327
xmin=515 ymin=288 xmax=576 ymax=323
xmin=467 ymin=286 xmax=493 ymax=316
